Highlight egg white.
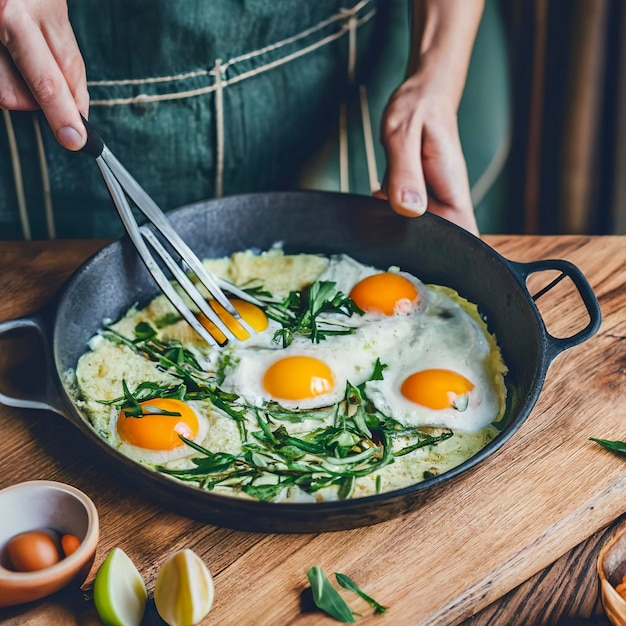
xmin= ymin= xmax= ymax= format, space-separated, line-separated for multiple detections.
xmin=212 ymin=255 xmax=506 ymax=428
xmin=217 ymin=255 xmax=434 ymax=410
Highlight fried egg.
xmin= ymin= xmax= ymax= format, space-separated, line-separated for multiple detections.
xmin=316 ymin=254 xmax=426 ymax=324
xmin=219 ymin=321 xmax=408 ymax=409
xmin=197 ymin=298 xmax=271 ymax=344
xmin=364 ymin=287 xmax=507 ymax=433
xmin=107 ymin=398 xmax=211 ymax=465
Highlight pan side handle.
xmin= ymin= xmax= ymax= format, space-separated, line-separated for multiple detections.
xmin=510 ymin=259 xmax=602 ymax=362
xmin=0 ymin=316 xmax=67 ymax=415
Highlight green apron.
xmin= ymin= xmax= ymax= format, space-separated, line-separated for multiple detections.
xmin=0 ymin=0 xmax=510 ymax=240
xmin=1 ymin=0 xmax=386 ymax=239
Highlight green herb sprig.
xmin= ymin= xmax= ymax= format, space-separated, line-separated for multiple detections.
xmin=305 ymin=566 xmax=388 ymax=622
xmin=249 ymin=280 xmax=363 ymax=347
xmin=158 ymin=366 xmax=399 ymax=499
xmin=100 ymin=380 xmax=187 ymax=417
xmin=101 ymin=322 xmax=248 ymax=436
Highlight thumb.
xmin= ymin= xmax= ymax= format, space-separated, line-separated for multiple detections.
xmin=381 ymin=127 xmax=428 ymax=218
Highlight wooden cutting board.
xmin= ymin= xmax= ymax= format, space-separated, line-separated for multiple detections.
xmin=0 ymin=235 xmax=624 ymax=626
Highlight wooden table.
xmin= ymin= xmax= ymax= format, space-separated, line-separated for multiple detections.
xmin=0 ymin=235 xmax=624 ymax=626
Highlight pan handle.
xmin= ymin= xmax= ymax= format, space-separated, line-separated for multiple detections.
xmin=510 ymin=259 xmax=602 ymax=361
xmin=0 ymin=315 xmax=67 ymax=416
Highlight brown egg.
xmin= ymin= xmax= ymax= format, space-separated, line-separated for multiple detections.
xmin=6 ymin=530 xmax=61 ymax=572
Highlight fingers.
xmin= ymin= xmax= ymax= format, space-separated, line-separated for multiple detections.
xmin=0 ymin=0 xmax=87 ymax=150
xmin=0 ymin=47 xmax=39 ymax=109
xmin=379 ymin=111 xmax=428 ymax=218
xmin=379 ymin=89 xmax=478 ymax=235
xmin=420 ymin=121 xmax=472 ymax=212
xmin=41 ymin=5 xmax=89 ymax=116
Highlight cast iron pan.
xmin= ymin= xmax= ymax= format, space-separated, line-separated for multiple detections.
xmin=0 ymin=191 xmax=602 ymax=532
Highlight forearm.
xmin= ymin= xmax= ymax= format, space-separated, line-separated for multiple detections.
xmin=408 ymin=0 xmax=485 ymax=108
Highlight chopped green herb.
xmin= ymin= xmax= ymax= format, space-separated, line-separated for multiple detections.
xmin=262 ymin=401 xmax=335 ymax=424
xmin=119 ymin=379 xmax=143 ymax=417
xmin=99 ymin=380 xmax=186 ymax=418
xmin=365 ymin=358 xmax=387 ymax=384
xmin=393 ymin=430 xmax=454 ymax=457
xmin=133 ymin=321 xmax=157 ymax=341
xmin=251 ymin=280 xmax=363 ymax=347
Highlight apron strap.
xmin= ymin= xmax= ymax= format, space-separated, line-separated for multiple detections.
xmin=2 ymin=110 xmax=31 ymax=240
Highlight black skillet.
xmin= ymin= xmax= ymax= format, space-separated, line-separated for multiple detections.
xmin=0 ymin=192 xmax=601 ymax=532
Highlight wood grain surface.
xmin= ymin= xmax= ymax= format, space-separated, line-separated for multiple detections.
xmin=0 ymin=235 xmax=625 ymax=626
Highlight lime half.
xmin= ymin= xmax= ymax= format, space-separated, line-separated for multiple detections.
xmin=93 ymin=547 xmax=147 ymax=626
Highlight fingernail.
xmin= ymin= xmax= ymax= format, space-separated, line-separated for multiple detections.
xmin=400 ymin=188 xmax=425 ymax=214
xmin=57 ymin=126 xmax=86 ymax=151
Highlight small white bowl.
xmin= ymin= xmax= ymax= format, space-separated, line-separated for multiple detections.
xmin=0 ymin=480 xmax=99 ymax=608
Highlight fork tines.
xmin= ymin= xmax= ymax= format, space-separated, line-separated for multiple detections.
xmin=91 ymin=141 xmax=258 ymax=347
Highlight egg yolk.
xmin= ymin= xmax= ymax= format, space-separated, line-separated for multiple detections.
xmin=117 ymin=398 xmax=199 ymax=450
xmin=349 ymin=273 xmax=419 ymax=315
xmin=198 ymin=298 xmax=268 ymax=343
xmin=401 ymin=369 xmax=475 ymax=410
xmin=263 ymin=356 xmax=334 ymax=401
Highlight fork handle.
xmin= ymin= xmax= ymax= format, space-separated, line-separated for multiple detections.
xmin=79 ymin=114 xmax=104 ymax=158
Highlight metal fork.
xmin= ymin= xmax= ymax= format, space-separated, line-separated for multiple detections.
xmin=79 ymin=116 xmax=262 ymax=347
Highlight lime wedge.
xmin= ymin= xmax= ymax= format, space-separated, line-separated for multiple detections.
xmin=93 ymin=547 xmax=147 ymax=626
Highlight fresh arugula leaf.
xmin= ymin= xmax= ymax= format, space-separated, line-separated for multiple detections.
xmin=100 ymin=381 xmax=187 ymax=406
xmin=139 ymin=404 xmax=181 ymax=417
xmin=108 ymin=380 xmax=186 ymax=418
xmin=243 ymin=481 xmax=287 ymax=501
xmin=337 ymin=475 xmax=355 ymax=500
xmin=307 ymin=566 xmax=355 ymax=624
xmin=119 ymin=379 xmax=142 ymax=417
xmin=242 ymin=284 xmax=277 ymax=301
xmin=335 ymin=573 xmax=388 ymax=615
xmin=369 ymin=358 xmax=387 ymax=382
xmin=263 ymin=401 xmax=335 ymax=423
